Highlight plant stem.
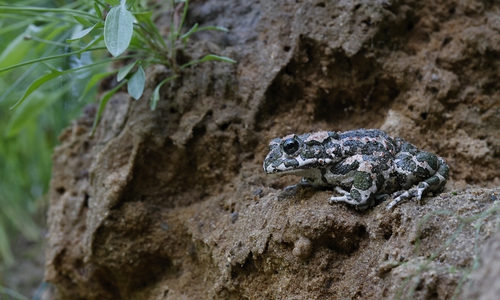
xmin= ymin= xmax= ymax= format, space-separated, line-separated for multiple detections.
xmin=0 ymin=6 xmax=100 ymax=21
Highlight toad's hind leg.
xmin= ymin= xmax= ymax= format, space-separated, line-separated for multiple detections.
xmin=387 ymin=157 xmax=449 ymax=210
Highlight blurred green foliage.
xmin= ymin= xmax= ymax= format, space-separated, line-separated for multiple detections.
xmin=0 ymin=0 xmax=105 ymax=267
xmin=0 ymin=0 xmax=234 ymax=272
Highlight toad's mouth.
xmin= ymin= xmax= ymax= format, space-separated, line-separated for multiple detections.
xmin=264 ymin=157 xmax=334 ymax=174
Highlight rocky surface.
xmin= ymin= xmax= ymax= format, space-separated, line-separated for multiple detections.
xmin=46 ymin=0 xmax=500 ymax=299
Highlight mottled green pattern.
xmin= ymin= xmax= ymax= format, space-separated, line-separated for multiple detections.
xmin=264 ymin=129 xmax=449 ymax=210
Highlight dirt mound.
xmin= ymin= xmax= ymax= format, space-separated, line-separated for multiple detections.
xmin=46 ymin=0 xmax=500 ymax=299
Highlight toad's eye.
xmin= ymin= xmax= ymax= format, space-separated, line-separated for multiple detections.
xmin=283 ymin=138 xmax=300 ymax=154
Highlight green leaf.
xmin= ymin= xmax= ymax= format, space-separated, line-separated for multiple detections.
xmin=0 ymin=26 xmax=36 ymax=71
xmin=0 ymin=216 xmax=14 ymax=265
xmin=6 ymin=90 xmax=62 ymax=138
xmin=125 ymin=0 xmax=136 ymax=9
xmin=91 ymin=80 xmax=127 ymax=135
xmin=95 ymin=3 xmax=103 ymax=19
xmin=133 ymin=11 xmax=156 ymax=37
xmin=10 ymin=70 xmax=62 ymax=109
xmin=81 ymin=33 xmax=105 ymax=51
xmin=133 ymin=11 xmax=153 ymax=24
xmin=0 ymin=63 xmax=37 ymax=104
xmin=197 ymin=25 xmax=230 ymax=32
xmin=150 ymin=75 xmax=178 ymax=110
xmin=199 ymin=54 xmax=236 ymax=63
xmin=74 ymin=16 xmax=94 ymax=27
xmin=0 ymin=281 xmax=31 ymax=299
xmin=129 ymin=34 xmax=143 ymax=48
xmin=117 ymin=60 xmax=138 ymax=81
xmin=104 ymin=1 xmax=134 ymax=57
xmin=177 ymin=0 xmax=189 ymax=35
xmin=104 ymin=0 xmax=121 ymax=5
xmin=0 ymin=33 xmax=105 ymax=75
xmin=133 ymin=11 xmax=168 ymax=49
xmin=180 ymin=54 xmax=236 ymax=69
xmin=67 ymin=22 xmax=102 ymax=42
xmin=128 ymin=66 xmax=145 ymax=100
xmin=79 ymin=70 xmax=118 ymax=102
xmin=35 ymin=23 xmax=71 ymax=53
xmin=181 ymin=22 xmax=198 ymax=41
xmin=0 ymin=6 xmax=100 ymax=22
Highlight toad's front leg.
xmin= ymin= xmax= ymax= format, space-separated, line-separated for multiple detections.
xmin=328 ymin=159 xmax=380 ymax=210
xmin=328 ymin=187 xmax=354 ymax=204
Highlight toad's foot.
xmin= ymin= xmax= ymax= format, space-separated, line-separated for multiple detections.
xmin=283 ymin=179 xmax=313 ymax=192
xmin=329 ymin=187 xmax=360 ymax=205
xmin=386 ymin=182 xmax=430 ymax=210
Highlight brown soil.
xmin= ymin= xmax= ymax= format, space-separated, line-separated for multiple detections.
xmin=46 ymin=0 xmax=500 ymax=299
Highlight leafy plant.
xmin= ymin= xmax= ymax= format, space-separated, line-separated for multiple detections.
xmin=0 ymin=0 xmax=101 ymax=266
xmin=0 ymin=0 xmax=234 ymax=267
xmin=1 ymin=0 xmax=235 ymax=135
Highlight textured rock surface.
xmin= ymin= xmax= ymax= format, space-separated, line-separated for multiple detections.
xmin=464 ymin=231 xmax=500 ymax=300
xmin=46 ymin=0 xmax=500 ymax=299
